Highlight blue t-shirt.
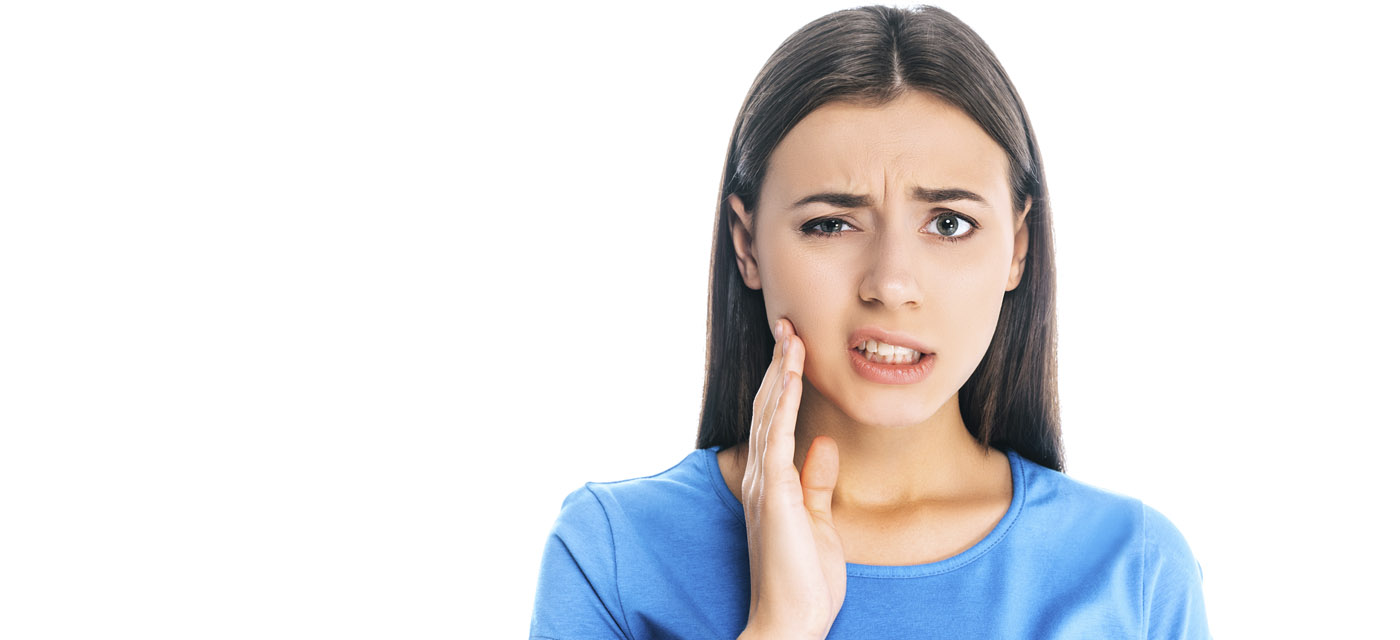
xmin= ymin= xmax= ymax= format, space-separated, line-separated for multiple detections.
xmin=531 ymin=447 xmax=1210 ymax=639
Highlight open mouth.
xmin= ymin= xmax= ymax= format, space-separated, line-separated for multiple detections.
xmin=853 ymin=339 xmax=927 ymax=365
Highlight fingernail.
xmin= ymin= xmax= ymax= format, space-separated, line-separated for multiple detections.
xmin=774 ymin=321 xmax=785 ymax=340
xmin=781 ymin=336 xmax=789 ymax=355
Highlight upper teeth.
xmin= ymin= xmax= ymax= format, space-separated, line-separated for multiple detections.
xmin=860 ymin=339 xmax=919 ymax=358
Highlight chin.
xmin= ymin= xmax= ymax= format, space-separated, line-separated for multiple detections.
xmin=803 ymin=364 xmax=963 ymax=430
xmin=837 ymin=395 xmax=948 ymax=430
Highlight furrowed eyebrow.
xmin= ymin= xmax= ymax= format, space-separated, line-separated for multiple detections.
xmin=911 ymin=186 xmax=990 ymax=206
xmin=789 ymin=187 xmax=990 ymax=210
xmin=789 ymin=192 xmax=874 ymax=209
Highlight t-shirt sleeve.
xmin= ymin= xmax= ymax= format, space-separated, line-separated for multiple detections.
xmin=529 ymin=485 xmax=630 ymax=639
xmin=1141 ymin=503 xmax=1211 ymax=639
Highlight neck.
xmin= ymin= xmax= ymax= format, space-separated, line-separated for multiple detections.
xmin=792 ymin=380 xmax=1004 ymax=509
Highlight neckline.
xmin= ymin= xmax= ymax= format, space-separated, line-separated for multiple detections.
xmin=702 ymin=445 xmax=1027 ymax=578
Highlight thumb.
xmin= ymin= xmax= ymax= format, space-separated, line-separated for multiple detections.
xmin=800 ymin=435 xmax=839 ymax=519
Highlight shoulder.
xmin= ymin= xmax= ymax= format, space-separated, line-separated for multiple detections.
xmin=1140 ymin=502 xmax=1202 ymax=579
xmin=581 ymin=446 xmax=736 ymax=516
xmin=534 ymin=451 xmax=721 ymax=639
xmin=1139 ymin=503 xmax=1210 ymax=637
xmin=1011 ymin=452 xmax=1149 ymax=542
xmin=535 ymin=448 xmax=751 ymax=638
xmin=549 ymin=447 xmax=739 ymax=543
xmin=1010 ymin=452 xmax=1211 ymax=637
xmin=1015 ymin=454 xmax=1201 ymax=563
xmin=537 ymin=448 xmax=729 ymax=598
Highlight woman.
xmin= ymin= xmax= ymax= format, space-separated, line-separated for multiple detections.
xmin=532 ymin=5 xmax=1210 ymax=638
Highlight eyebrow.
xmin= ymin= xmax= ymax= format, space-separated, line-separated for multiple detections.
xmin=790 ymin=186 xmax=990 ymax=210
xmin=911 ymin=187 xmax=989 ymax=207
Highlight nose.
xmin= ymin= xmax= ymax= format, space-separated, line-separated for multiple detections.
xmin=857 ymin=229 xmax=923 ymax=309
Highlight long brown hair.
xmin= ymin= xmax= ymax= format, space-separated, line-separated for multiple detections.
xmin=695 ymin=5 xmax=1064 ymax=471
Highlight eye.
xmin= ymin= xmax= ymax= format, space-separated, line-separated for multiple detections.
xmin=925 ymin=212 xmax=978 ymax=240
xmin=801 ymin=217 xmax=855 ymax=237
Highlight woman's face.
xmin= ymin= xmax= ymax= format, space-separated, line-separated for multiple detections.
xmin=729 ymin=90 xmax=1030 ymax=429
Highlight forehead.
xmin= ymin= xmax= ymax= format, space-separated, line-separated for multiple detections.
xmin=763 ymin=91 xmax=1012 ymax=208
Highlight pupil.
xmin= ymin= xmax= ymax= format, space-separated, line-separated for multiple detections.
xmin=938 ymin=215 xmax=956 ymax=235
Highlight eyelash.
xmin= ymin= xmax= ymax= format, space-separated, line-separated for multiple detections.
xmin=799 ymin=212 xmax=981 ymax=243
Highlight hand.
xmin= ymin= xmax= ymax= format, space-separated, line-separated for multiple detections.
xmin=739 ymin=318 xmax=845 ymax=640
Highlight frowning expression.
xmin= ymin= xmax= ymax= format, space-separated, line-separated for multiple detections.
xmin=729 ymin=90 xmax=1030 ymax=429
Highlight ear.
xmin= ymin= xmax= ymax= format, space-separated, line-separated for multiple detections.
xmin=728 ymin=194 xmax=762 ymax=290
xmin=1005 ymin=197 xmax=1032 ymax=291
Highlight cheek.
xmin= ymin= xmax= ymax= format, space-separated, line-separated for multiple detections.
xmin=759 ymin=247 xmax=849 ymax=333
xmin=933 ymin=252 xmax=1013 ymax=369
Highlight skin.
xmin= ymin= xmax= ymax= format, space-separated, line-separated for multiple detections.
xmin=720 ymin=90 xmax=1032 ymax=638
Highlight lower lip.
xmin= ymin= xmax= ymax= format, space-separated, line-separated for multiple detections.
xmin=848 ymin=348 xmax=936 ymax=385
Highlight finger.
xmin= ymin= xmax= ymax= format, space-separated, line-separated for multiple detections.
xmin=750 ymin=321 xmax=788 ymax=473
xmin=756 ymin=344 xmax=787 ymax=457
xmin=784 ymin=324 xmax=805 ymax=379
xmin=763 ymin=369 xmax=801 ymax=477
xmin=801 ymin=435 xmax=840 ymax=521
xmin=746 ymin=321 xmax=787 ymax=490
xmin=764 ymin=331 xmax=805 ymax=471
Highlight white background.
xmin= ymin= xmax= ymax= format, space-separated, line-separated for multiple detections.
xmin=2 ymin=0 xmax=1396 ymax=637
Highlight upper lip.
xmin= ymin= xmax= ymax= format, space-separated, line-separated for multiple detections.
xmin=848 ymin=327 xmax=935 ymax=354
